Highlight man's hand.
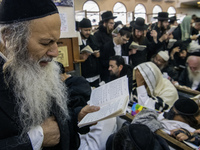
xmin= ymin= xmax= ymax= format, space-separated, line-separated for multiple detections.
xmin=135 ymin=69 xmax=145 ymax=87
xmin=159 ymin=34 xmax=168 ymax=42
xmin=41 ymin=116 xmax=60 ymax=147
xmin=93 ymin=51 xmax=100 ymax=58
xmin=170 ymin=46 xmax=180 ymax=60
xmin=80 ymin=52 xmax=91 ymax=61
xmin=150 ymin=30 xmax=158 ymax=43
xmin=78 ymin=105 xmax=100 ymax=122
xmin=190 ymin=34 xmax=198 ymax=41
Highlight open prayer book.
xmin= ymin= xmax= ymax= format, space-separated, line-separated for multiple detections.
xmin=78 ymin=76 xmax=129 ymax=128
xmin=166 ymin=26 xmax=177 ymax=35
xmin=112 ymin=24 xmax=123 ymax=36
xmin=80 ymin=45 xmax=94 ymax=54
xmin=129 ymin=41 xmax=146 ymax=51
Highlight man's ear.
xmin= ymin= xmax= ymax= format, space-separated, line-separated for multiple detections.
xmin=78 ymin=27 xmax=81 ymax=32
xmin=119 ymin=65 xmax=123 ymax=71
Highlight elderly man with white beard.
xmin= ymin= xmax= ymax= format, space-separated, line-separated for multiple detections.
xmin=0 ymin=0 xmax=100 ymax=150
xmin=177 ymin=55 xmax=200 ymax=91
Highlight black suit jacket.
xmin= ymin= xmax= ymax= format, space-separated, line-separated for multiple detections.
xmin=0 ymin=57 xmax=81 ymax=150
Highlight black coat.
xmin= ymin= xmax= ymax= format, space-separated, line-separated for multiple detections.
xmin=0 ymin=57 xmax=83 ymax=150
xmin=94 ymin=25 xmax=113 ymax=49
xmin=99 ymin=40 xmax=126 ymax=82
xmin=80 ymin=35 xmax=100 ymax=78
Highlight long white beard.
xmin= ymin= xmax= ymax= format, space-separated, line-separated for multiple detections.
xmin=188 ymin=67 xmax=200 ymax=83
xmin=7 ymin=59 xmax=69 ymax=133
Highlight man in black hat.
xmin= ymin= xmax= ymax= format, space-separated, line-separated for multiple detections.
xmin=0 ymin=0 xmax=100 ymax=149
xmin=147 ymin=12 xmax=173 ymax=60
xmin=169 ymin=16 xmax=179 ymax=27
xmin=94 ymin=11 xmax=117 ymax=48
xmin=99 ymin=27 xmax=131 ymax=82
xmin=127 ymin=17 xmax=157 ymax=67
xmin=78 ymin=18 xmax=100 ymax=87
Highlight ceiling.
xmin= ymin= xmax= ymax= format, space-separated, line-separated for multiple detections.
xmin=180 ymin=0 xmax=200 ymax=7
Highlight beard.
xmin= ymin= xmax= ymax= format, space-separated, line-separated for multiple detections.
xmin=5 ymin=53 xmax=69 ymax=134
xmin=188 ymin=67 xmax=200 ymax=83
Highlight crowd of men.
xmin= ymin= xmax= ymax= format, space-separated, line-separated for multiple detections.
xmin=78 ymin=10 xmax=200 ymax=92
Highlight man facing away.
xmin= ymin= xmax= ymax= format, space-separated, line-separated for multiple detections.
xmin=0 ymin=0 xmax=99 ymax=150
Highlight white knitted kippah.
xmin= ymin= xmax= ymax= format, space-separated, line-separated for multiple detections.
xmin=158 ymin=50 xmax=169 ymax=61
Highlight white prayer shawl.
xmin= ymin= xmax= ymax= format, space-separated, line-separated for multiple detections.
xmin=133 ymin=62 xmax=179 ymax=111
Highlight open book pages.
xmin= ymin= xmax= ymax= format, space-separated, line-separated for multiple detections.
xmin=166 ymin=26 xmax=177 ymax=35
xmin=80 ymin=45 xmax=94 ymax=54
xmin=129 ymin=41 xmax=146 ymax=51
xmin=112 ymin=24 xmax=123 ymax=36
xmin=167 ymin=39 xmax=177 ymax=49
xmin=78 ymin=76 xmax=129 ymax=128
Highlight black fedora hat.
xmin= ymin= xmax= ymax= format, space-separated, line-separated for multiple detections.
xmin=132 ymin=17 xmax=147 ymax=31
xmin=79 ymin=18 xmax=92 ymax=28
xmin=154 ymin=12 xmax=170 ymax=21
xmin=101 ymin=11 xmax=117 ymax=22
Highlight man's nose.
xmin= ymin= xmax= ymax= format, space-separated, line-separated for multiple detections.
xmin=47 ymin=43 xmax=59 ymax=57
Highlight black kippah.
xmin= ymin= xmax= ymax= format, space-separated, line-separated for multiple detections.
xmin=79 ymin=18 xmax=92 ymax=28
xmin=0 ymin=0 xmax=58 ymax=24
xmin=174 ymin=98 xmax=199 ymax=115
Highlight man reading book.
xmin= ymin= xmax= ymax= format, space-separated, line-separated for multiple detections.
xmin=79 ymin=18 xmax=100 ymax=87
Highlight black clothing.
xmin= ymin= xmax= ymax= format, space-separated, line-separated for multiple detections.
xmin=64 ymin=76 xmax=91 ymax=109
xmin=0 ymin=56 xmax=84 ymax=150
xmin=99 ymin=40 xmax=126 ymax=82
xmin=80 ymin=35 xmax=100 ymax=87
xmin=161 ymin=65 xmax=179 ymax=81
xmin=178 ymin=68 xmax=200 ymax=91
xmin=94 ymin=25 xmax=113 ymax=48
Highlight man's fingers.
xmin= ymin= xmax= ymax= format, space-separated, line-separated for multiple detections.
xmin=83 ymin=105 xmax=100 ymax=113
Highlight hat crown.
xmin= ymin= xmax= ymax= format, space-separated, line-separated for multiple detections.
xmin=154 ymin=12 xmax=170 ymax=21
xmin=0 ymin=0 xmax=58 ymax=24
xmin=135 ymin=17 xmax=145 ymax=26
xmin=158 ymin=12 xmax=169 ymax=18
xmin=79 ymin=18 xmax=92 ymax=28
xmin=174 ymin=98 xmax=199 ymax=115
xmin=101 ymin=11 xmax=116 ymax=21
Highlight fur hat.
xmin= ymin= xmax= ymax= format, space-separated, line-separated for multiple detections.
xmin=0 ymin=0 xmax=58 ymax=24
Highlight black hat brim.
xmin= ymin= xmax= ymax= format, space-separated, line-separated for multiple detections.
xmin=133 ymin=24 xmax=146 ymax=30
xmin=153 ymin=17 xmax=170 ymax=21
xmin=102 ymin=16 xmax=117 ymax=22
